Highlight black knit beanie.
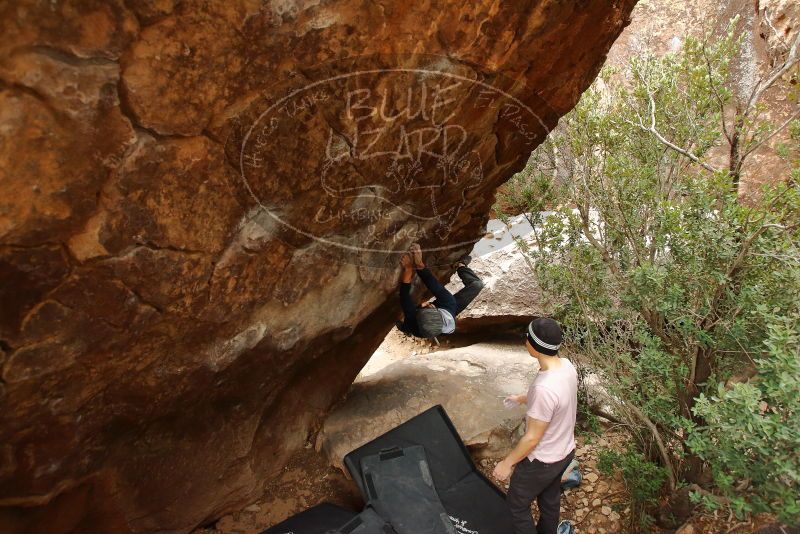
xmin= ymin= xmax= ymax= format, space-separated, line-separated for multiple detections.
xmin=526 ymin=318 xmax=563 ymax=356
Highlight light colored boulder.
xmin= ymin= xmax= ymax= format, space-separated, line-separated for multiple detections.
xmin=319 ymin=342 xmax=538 ymax=469
xmin=447 ymin=240 xmax=547 ymax=333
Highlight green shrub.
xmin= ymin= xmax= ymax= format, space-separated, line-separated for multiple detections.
xmin=597 ymin=447 xmax=667 ymax=527
xmin=688 ymin=313 xmax=800 ymax=522
xmin=497 ymin=19 xmax=800 ymax=522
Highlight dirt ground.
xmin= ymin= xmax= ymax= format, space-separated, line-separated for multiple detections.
xmin=191 ymin=445 xmax=362 ymax=534
xmin=192 ymin=426 xmax=634 ymax=534
xmin=193 ymin=332 xmax=785 ymax=534
xmin=192 ymin=427 xmax=783 ymax=534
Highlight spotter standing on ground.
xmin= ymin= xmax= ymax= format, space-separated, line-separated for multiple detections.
xmin=493 ymin=318 xmax=578 ymax=534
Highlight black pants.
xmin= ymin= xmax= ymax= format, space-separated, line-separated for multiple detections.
xmin=506 ymin=450 xmax=575 ymax=534
xmin=431 ymin=266 xmax=484 ymax=316
xmin=415 ymin=267 xmax=458 ymax=316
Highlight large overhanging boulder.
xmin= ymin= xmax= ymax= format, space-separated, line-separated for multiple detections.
xmin=0 ymin=1 xmax=636 ymax=532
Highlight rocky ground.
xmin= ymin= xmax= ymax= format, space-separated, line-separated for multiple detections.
xmin=483 ymin=429 xmax=633 ymax=534
xmin=192 ymin=446 xmax=362 ymax=534
xmin=194 ymin=331 xmax=637 ymax=534
xmin=320 ymin=336 xmax=538 ymax=468
xmin=192 ymin=425 xmax=632 ymax=534
xmin=193 ymin=331 xmax=790 ymax=534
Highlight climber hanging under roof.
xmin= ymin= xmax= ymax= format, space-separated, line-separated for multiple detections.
xmin=397 ymin=243 xmax=485 ymax=340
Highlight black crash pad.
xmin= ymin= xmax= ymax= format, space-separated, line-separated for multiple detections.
xmin=360 ymin=445 xmax=455 ymax=534
xmin=331 ymin=507 xmax=396 ymax=533
xmin=343 ymin=405 xmax=514 ymax=534
xmin=261 ymin=502 xmax=358 ymax=534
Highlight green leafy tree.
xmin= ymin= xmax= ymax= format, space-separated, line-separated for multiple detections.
xmin=497 ymin=21 xmax=800 ymax=523
xmin=688 ymin=312 xmax=800 ymax=523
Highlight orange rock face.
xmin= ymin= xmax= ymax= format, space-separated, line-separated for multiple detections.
xmin=0 ymin=1 xmax=636 ymax=532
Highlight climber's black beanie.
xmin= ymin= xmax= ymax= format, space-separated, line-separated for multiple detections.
xmin=526 ymin=318 xmax=563 ymax=356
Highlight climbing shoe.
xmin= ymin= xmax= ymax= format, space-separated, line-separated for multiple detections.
xmin=454 ymin=254 xmax=472 ymax=268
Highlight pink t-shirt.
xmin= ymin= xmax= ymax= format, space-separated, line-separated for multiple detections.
xmin=526 ymin=358 xmax=578 ymax=463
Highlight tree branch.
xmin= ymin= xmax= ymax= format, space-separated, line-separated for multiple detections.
xmin=745 ymin=30 xmax=800 ymax=111
xmin=623 ymin=402 xmax=678 ymax=491
xmin=741 ymin=108 xmax=800 ymax=160
xmin=627 ymin=116 xmax=720 ymax=173
xmin=701 ymin=41 xmax=733 ymax=143
xmin=625 ymin=80 xmax=720 ymax=173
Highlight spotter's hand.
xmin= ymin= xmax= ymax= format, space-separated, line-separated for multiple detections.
xmin=492 ymin=460 xmax=513 ymax=482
